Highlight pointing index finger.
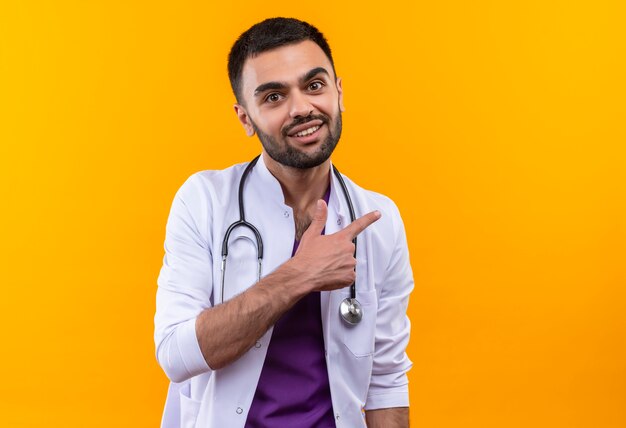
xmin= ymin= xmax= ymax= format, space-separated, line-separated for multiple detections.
xmin=340 ymin=210 xmax=382 ymax=240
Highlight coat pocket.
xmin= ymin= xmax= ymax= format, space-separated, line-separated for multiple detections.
xmin=179 ymin=381 xmax=201 ymax=428
xmin=339 ymin=288 xmax=378 ymax=357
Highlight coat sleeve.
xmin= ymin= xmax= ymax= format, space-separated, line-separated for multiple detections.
xmin=365 ymin=201 xmax=414 ymax=410
xmin=154 ymin=173 xmax=213 ymax=383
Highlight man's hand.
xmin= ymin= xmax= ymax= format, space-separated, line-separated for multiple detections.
xmin=196 ymin=199 xmax=380 ymax=370
xmin=291 ymin=199 xmax=381 ymax=293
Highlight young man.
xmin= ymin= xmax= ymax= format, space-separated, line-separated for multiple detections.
xmin=155 ymin=18 xmax=413 ymax=427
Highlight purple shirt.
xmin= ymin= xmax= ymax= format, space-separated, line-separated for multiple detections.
xmin=245 ymin=189 xmax=335 ymax=428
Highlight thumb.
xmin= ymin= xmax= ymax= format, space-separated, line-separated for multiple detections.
xmin=301 ymin=199 xmax=328 ymax=241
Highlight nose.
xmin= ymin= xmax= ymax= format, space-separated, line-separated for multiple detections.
xmin=288 ymin=90 xmax=314 ymax=119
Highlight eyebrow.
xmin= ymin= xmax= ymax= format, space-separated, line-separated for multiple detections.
xmin=253 ymin=67 xmax=331 ymax=97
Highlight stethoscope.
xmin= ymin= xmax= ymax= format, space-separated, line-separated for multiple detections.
xmin=220 ymin=155 xmax=363 ymax=325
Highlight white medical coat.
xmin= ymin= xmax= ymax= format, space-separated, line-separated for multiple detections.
xmin=155 ymin=155 xmax=413 ymax=428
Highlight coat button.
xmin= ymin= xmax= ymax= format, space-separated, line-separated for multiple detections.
xmin=283 ymin=211 xmax=290 ymax=218
xmin=236 ymin=407 xmax=243 ymax=414
xmin=255 ymin=341 xmax=261 ymax=348
xmin=337 ymin=218 xmax=342 ymax=225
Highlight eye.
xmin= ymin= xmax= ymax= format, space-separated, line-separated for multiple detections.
xmin=265 ymin=93 xmax=283 ymax=103
xmin=308 ymin=81 xmax=325 ymax=91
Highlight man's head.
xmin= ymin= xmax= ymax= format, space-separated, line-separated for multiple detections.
xmin=228 ymin=18 xmax=336 ymax=105
xmin=228 ymin=18 xmax=344 ymax=170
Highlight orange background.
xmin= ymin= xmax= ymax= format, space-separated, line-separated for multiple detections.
xmin=1 ymin=1 xmax=625 ymax=427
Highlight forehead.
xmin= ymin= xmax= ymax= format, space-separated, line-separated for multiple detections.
xmin=240 ymin=40 xmax=335 ymax=97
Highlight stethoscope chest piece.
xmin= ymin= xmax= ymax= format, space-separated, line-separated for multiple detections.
xmin=340 ymin=297 xmax=363 ymax=325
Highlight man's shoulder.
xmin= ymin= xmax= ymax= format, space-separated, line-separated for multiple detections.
xmin=165 ymin=163 xmax=250 ymax=219
xmin=176 ymin=162 xmax=248 ymax=195
xmin=340 ymin=174 xmax=401 ymax=217
xmin=187 ymin=162 xmax=247 ymax=185
xmin=338 ymin=174 xmax=407 ymax=247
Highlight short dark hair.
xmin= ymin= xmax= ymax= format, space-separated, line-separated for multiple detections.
xmin=227 ymin=17 xmax=336 ymax=104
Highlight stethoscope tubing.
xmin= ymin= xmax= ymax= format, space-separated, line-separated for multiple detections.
xmin=220 ymin=155 xmax=362 ymax=324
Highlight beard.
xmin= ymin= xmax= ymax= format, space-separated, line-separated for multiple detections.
xmin=251 ymin=111 xmax=342 ymax=169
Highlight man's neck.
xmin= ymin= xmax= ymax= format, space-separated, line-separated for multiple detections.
xmin=262 ymin=152 xmax=330 ymax=238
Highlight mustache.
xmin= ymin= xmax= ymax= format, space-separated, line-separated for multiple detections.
xmin=282 ymin=114 xmax=329 ymax=137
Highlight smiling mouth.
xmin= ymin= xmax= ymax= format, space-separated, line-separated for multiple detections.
xmin=284 ymin=115 xmax=328 ymax=138
xmin=292 ymin=125 xmax=321 ymax=138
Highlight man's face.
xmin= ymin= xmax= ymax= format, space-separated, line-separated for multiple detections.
xmin=235 ymin=40 xmax=345 ymax=169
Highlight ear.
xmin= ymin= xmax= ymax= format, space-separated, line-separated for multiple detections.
xmin=234 ymin=104 xmax=255 ymax=137
xmin=336 ymin=77 xmax=345 ymax=112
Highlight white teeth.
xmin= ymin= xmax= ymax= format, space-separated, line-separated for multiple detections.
xmin=294 ymin=125 xmax=320 ymax=137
